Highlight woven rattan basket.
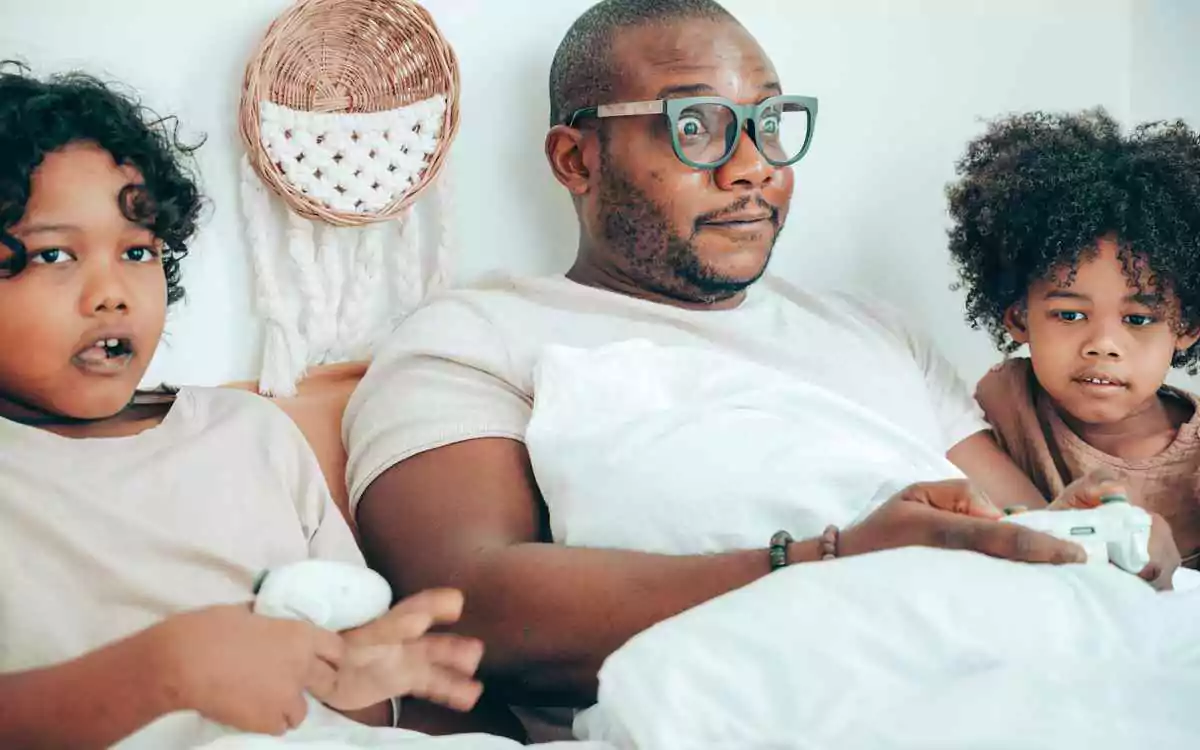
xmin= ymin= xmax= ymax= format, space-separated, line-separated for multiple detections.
xmin=239 ymin=0 xmax=459 ymax=227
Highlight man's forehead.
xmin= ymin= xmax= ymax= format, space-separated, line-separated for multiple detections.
xmin=608 ymin=19 xmax=779 ymax=102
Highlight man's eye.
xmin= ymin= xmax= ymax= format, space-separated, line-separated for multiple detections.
xmin=677 ymin=115 xmax=707 ymax=138
xmin=1125 ymin=314 xmax=1156 ymax=327
xmin=1054 ymin=311 xmax=1085 ymax=322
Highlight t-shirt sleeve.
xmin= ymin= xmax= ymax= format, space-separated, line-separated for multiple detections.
xmin=256 ymin=396 xmax=365 ymax=566
xmin=343 ymin=297 xmax=532 ymax=514
xmin=833 ymin=292 xmax=989 ymax=451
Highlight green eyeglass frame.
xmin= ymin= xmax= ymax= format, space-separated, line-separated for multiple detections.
xmin=565 ymin=94 xmax=819 ymax=170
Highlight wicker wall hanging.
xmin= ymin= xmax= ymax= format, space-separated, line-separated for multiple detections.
xmin=239 ymin=0 xmax=460 ymax=396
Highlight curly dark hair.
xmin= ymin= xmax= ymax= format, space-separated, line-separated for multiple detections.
xmin=946 ymin=107 xmax=1200 ymax=371
xmin=0 ymin=62 xmax=204 ymax=304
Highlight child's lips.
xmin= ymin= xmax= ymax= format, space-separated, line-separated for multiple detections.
xmin=72 ymin=340 xmax=135 ymax=375
xmin=1073 ymin=373 xmax=1128 ymax=390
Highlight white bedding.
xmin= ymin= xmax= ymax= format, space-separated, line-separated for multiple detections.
xmin=191 ymin=699 xmax=612 ymax=749
xmin=521 ymin=340 xmax=1200 ymax=750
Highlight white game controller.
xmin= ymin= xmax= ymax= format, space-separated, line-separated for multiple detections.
xmin=1000 ymin=500 xmax=1153 ymax=573
xmin=253 ymin=559 xmax=392 ymax=631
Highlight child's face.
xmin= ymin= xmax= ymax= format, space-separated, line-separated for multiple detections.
xmin=0 ymin=142 xmax=166 ymax=420
xmin=1007 ymin=236 xmax=1199 ymax=426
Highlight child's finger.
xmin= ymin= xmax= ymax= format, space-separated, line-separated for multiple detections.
xmin=407 ymin=666 xmax=484 ymax=713
xmin=408 ymin=633 xmax=485 ymax=676
xmin=390 ymin=588 xmax=465 ymax=625
xmin=1052 ymin=467 xmax=1128 ymax=509
xmin=304 ymin=656 xmax=340 ymax=701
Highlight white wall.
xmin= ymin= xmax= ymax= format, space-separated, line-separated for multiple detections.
xmin=2 ymin=0 xmax=1193 ymax=389
xmin=1131 ymin=0 xmax=1200 ymax=126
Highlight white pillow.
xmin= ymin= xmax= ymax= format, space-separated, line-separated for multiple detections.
xmin=525 ymin=340 xmax=962 ymax=555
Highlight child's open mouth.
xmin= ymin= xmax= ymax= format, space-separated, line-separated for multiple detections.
xmin=73 ymin=337 xmax=134 ymax=374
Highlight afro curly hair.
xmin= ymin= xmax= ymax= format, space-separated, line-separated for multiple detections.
xmin=946 ymin=107 xmax=1200 ymax=371
xmin=0 ymin=62 xmax=204 ymax=304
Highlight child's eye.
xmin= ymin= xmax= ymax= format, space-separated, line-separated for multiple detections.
xmin=1054 ymin=311 xmax=1085 ymax=322
xmin=29 ymin=248 xmax=74 ymax=265
xmin=1125 ymin=314 xmax=1157 ymax=327
xmin=123 ymin=246 xmax=159 ymax=263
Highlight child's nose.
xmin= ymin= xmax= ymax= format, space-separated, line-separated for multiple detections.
xmin=80 ymin=269 xmax=130 ymax=315
xmin=1082 ymin=323 xmax=1124 ymax=359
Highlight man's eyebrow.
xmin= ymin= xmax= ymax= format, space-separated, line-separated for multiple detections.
xmin=656 ymin=83 xmax=717 ymax=99
xmin=655 ymin=80 xmax=785 ymax=100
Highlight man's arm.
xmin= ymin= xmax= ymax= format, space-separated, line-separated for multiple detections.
xmin=947 ymin=430 xmax=1049 ymax=511
xmin=0 ymin=628 xmax=178 ymax=749
xmin=356 ymin=437 xmax=823 ymax=707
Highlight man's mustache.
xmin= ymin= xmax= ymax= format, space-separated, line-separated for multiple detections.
xmin=694 ymin=195 xmax=781 ymax=228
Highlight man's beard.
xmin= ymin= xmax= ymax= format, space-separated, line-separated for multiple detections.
xmin=596 ymin=149 xmax=781 ymax=304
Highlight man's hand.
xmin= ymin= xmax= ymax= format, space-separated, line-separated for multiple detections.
xmin=151 ymin=604 xmax=344 ymax=735
xmin=312 ymin=589 xmax=484 ymax=714
xmin=839 ymin=479 xmax=1087 ymax=564
xmin=1047 ymin=469 xmax=1180 ymax=590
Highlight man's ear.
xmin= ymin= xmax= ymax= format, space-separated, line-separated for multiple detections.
xmin=1003 ymin=302 xmax=1030 ymax=345
xmin=545 ymin=125 xmax=592 ymax=196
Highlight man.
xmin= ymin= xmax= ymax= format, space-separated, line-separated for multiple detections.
xmin=344 ymin=0 xmax=1158 ymax=723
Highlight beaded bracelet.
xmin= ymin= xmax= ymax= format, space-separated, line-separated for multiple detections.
xmin=771 ymin=527 xmax=841 ymax=568
xmin=819 ymin=525 xmax=840 ymax=560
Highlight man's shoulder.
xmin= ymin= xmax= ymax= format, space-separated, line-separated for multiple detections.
xmin=759 ymin=276 xmax=914 ymax=339
xmin=396 ymin=274 xmax=576 ymax=336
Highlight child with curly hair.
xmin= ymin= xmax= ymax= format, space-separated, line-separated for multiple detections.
xmin=0 ymin=65 xmax=488 ymax=748
xmin=946 ymin=108 xmax=1200 ymax=571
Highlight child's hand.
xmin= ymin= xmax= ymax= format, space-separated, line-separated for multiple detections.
xmin=311 ymin=588 xmax=484 ymax=714
xmin=151 ymin=603 xmax=344 ymax=735
xmin=1048 ymin=469 xmax=1181 ymax=589
xmin=1046 ymin=468 xmax=1130 ymax=511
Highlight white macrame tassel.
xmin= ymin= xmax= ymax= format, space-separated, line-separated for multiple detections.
xmin=387 ymin=208 xmax=423 ymax=333
xmin=284 ymin=210 xmax=326 ymax=375
xmin=315 ymin=223 xmax=345 ymax=363
xmin=428 ymin=167 xmax=456 ymax=294
xmin=339 ymin=222 xmax=387 ymax=360
xmin=240 ymin=156 xmax=303 ymax=397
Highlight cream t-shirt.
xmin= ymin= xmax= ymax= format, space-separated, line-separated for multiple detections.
xmin=343 ymin=273 xmax=988 ymax=741
xmin=0 ymin=387 xmax=363 ymax=748
xmin=345 ymin=273 xmax=987 ymax=513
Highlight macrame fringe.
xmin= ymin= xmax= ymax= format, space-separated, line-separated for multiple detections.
xmin=240 ymin=155 xmax=304 ymax=397
xmin=428 ymin=163 xmax=456 ymax=294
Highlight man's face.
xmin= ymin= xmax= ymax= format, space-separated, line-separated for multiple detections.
xmin=581 ymin=19 xmax=794 ymax=304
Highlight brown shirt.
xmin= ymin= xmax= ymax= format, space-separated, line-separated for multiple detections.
xmin=976 ymin=357 xmax=1200 ymax=566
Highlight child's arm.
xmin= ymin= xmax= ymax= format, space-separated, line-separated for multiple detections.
xmin=1 ymin=604 xmax=345 ymax=748
xmin=947 ymin=430 xmax=1050 ymax=511
xmin=0 ymin=626 xmax=177 ymax=749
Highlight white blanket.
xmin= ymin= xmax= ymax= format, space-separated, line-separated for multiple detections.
xmin=521 ymin=341 xmax=1200 ymax=749
xmin=190 ymin=699 xmax=611 ymax=750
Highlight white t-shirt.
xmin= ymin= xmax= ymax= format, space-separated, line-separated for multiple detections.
xmin=345 ymin=273 xmax=988 ymax=511
xmin=0 ymin=387 xmax=362 ymax=749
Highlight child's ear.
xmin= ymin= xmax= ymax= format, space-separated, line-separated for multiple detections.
xmin=1003 ymin=303 xmax=1030 ymax=345
xmin=1175 ymin=326 xmax=1200 ymax=354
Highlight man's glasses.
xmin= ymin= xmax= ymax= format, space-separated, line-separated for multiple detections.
xmin=565 ymin=94 xmax=818 ymax=170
